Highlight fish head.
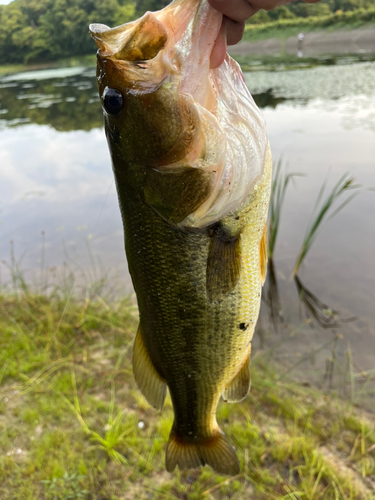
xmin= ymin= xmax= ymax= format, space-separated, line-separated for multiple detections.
xmin=90 ymin=0 xmax=268 ymax=227
xmin=90 ymin=1 xmax=218 ymax=167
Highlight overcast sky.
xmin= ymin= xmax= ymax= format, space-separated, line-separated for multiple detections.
xmin=0 ymin=0 xmax=13 ymax=4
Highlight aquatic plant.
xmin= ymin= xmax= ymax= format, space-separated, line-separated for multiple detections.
xmin=293 ymin=173 xmax=360 ymax=276
xmin=265 ymin=159 xmax=303 ymax=330
xmin=268 ymin=158 xmax=304 ymax=260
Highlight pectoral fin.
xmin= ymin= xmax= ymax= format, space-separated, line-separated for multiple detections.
xmin=132 ymin=324 xmax=167 ymax=410
xmin=206 ymin=224 xmax=241 ymax=302
xmin=222 ymin=348 xmax=251 ymax=403
xmin=260 ymin=223 xmax=268 ymax=285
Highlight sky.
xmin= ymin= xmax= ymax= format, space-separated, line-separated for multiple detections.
xmin=0 ymin=0 xmax=13 ymax=4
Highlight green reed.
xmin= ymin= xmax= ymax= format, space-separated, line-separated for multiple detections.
xmin=293 ymin=173 xmax=360 ymax=276
xmin=268 ymin=159 xmax=304 ymax=260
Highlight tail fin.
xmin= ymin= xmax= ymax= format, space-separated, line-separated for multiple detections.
xmin=165 ymin=428 xmax=240 ymax=476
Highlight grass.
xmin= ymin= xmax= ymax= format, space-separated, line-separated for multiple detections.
xmin=293 ymin=173 xmax=360 ymax=276
xmin=1 ymin=289 xmax=375 ymax=499
xmin=268 ymin=159 xmax=304 ymax=261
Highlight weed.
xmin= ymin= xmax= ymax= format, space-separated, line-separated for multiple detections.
xmin=40 ymin=472 xmax=89 ymax=500
xmin=268 ymin=159 xmax=304 ymax=260
xmin=293 ymin=173 xmax=360 ymax=276
xmin=265 ymin=159 xmax=304 ymax=330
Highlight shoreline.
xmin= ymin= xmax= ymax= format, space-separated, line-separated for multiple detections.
xmin=0 ymin=27 xmax=374 ymax=78
xmin=229 ymin=25 xmax=375 ymax=57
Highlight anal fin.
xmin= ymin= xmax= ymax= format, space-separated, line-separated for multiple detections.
xmin=222 ymin=348 xmax=251 ymax=403
xmin=166 ymin=428 xmax=240 ymax=476
xmin=132 ymin=324 xmax=167 ymax=410
xmin=260 ymin=223 xmax=268 ymax=285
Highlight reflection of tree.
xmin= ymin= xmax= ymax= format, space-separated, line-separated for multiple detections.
xmin=0 ymin=73 xmax=103 ymax=132
xmin=252 ymin=89 xmax=288 ymax=109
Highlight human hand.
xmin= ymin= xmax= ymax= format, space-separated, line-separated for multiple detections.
xmin=208 ymin=0 xmax=322 ymax=68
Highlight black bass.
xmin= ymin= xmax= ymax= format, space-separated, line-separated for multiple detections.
xmin=90 ymin=0 xmax=271 ymax=476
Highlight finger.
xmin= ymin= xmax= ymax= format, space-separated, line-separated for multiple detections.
xmin=210 ymin=20 xmax=227 ymax=69
xmin=207 ymin=0 xmax=259 ymax=22
xmin=225 ymin=17 xmax=246 ymax=46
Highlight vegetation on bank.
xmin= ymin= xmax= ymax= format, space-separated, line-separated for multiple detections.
xmin=1 ymin=286 xmax=375 ymax=499
xmin=0 ymin=0 xmax=374 ymax=65
xmin=243 ymin=7 xmax=375 ymax=42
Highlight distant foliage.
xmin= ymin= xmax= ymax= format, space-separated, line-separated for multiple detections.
xmin=0 ymin=0 xmax=137 ymax=64
xmin=245 ymin=7 xmax=375 ymax=35
xmin=0 ymin=0 xmax=374 ymax=64
xmin=248 ymin=0 xmax=374 ymax=23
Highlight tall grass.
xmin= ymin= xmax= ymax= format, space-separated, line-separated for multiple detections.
xmin=293 ymin=173 xmax=360 ymax=276
xmin=268 ymin=159 xmax=304 ymax=260
xmin=265 ymin=165 xmax=361 ymax=330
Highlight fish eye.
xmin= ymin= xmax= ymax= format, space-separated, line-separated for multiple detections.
xmin=103 ymin=88 xmax=124 ymax=115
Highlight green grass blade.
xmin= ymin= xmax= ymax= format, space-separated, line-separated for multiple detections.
xmin=293 ymin=174 xmax=360 ymax=276
xmin=268 ymin=159 xmax=304 ymax=259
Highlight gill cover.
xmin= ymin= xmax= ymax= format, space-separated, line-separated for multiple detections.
xmin=89 ymin=0 xmax=268 ymax=229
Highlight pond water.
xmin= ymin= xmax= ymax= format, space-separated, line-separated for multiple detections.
xmin=0 ymin=61 xmax=374 ymax=402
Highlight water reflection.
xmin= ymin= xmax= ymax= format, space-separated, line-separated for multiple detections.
xmin=252 ymin=89 xmax=289 ymax=109
xmin=0 ymin=68 xmax=102 ymax=132
xmin=1 ymin=62 xmax=373 ymax=136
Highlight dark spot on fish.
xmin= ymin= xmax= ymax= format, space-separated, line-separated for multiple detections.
xmin=239 ymin=322 xmax=249 ymax=331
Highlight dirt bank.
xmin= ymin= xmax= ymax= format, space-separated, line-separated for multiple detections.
xmin=228 ymin=26 xmax=375 ymax=57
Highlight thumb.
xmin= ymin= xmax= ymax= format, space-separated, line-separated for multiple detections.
xmin=210 ymin=20 xmax=227 ymax=69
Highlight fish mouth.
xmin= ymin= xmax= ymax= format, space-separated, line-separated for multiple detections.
xmin=89 ymin=0 xmax=222 ymax=102
xmin=89 ymin=12 xmax=168 ymax=62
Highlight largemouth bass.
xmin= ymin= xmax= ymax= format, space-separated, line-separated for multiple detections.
xmin=90 ymin=0 xmax=271 ymax=476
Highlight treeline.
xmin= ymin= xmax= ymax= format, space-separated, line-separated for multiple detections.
xmin=248 ymin=0 xmax=375 ymax=23
xmin=0 ymin=0 xmax=373 ymax=65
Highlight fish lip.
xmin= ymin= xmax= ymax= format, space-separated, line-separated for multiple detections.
xmin=89 ymin=23 xmax=111 ymax=34
xmin=89 ymin=12 xmax=168 ymax=62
